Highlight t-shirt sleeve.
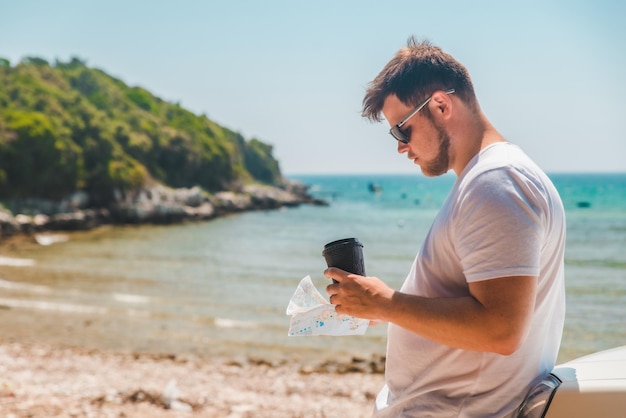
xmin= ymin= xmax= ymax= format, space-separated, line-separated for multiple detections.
xmin=453 ymin=167 xmax=546 ymax=283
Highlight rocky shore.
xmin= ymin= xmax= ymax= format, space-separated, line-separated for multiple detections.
xmin=0 ymin=180 xmax=326 ymax=239
xmin=0 ymin=342 xmax=384 ymax=417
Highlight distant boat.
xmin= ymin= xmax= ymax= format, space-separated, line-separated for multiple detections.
xmin=368 ymin=182 xmax=382 ymax=193
xmin=576 ymin=201 xmax=591 ymax=208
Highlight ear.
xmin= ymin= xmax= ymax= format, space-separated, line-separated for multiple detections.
xmin=428 ymin=90 xmax=453 ymax=120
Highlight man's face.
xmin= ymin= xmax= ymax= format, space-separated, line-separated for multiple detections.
xmin=382 ymin=94 xmax=451 ymax=177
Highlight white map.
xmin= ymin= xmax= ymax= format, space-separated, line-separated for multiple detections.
xmin=286 ymin=275 xmax=369 ymax=336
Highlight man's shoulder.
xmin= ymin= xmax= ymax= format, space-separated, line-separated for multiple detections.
xmin=460 ymin=143 xmax=546 ymax=190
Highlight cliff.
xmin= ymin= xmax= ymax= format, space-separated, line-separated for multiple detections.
xmin=0 ymin=56 xmax=325 ymax=238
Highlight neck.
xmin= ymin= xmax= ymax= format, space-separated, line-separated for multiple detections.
xmin=451 ymin=111 xmax=506 ymax=175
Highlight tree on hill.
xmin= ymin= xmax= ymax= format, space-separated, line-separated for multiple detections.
xmin=0 ymin=57 xmax=283 ymax=206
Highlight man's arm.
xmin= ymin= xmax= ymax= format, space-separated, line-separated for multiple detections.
xmin=325 ymin=267 xmax=537 ymax=356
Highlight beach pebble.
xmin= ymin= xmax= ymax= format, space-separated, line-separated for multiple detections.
xmin=0 ymin=342 xmax=384 ymax=417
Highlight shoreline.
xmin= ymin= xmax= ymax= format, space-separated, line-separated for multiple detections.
xmin=0 ymin=340 xmax=384 ymax=417
xmin=0 ymin=181 xmax=327 ymax=242
xmin=0 ymin=222 xmax=387 ymax=417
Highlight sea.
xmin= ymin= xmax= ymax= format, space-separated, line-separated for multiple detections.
xmin=0 ymin=173 xmax=625 ymax=365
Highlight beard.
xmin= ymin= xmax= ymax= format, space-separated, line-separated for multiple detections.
xmin=420 ymin=124 xmax=451 ymax=177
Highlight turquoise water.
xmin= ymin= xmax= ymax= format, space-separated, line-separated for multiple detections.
xmin=0 ymin=173 xmax=624 ymax=363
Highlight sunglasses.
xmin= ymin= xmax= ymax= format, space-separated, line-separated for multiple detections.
xmin=389 ymin=88 xmax=455 ymax=144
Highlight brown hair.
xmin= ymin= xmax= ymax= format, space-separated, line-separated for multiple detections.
xmin=362 ymin=36 xmax=477 ymax=122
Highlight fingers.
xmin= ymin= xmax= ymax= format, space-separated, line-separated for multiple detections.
xmin=323 ymin=267 xmax=356 ymax=283
xmin=326 ymin=281 xmax=338 ymax=296
xmin=326 ymin=272 xmax=353 ymax=314
xmin=324 ymin=268 xmax=364 ymax=314
xmin=325 ymin=267 xmax=350 ymax=297
xmin=323 ymin=267 xmax=341 ymax=282
xmin=329 ymin=293 xmax=345 ymax=314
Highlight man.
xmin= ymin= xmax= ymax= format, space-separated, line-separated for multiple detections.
xmin=325 ymin=37 xmax=566 ymax=417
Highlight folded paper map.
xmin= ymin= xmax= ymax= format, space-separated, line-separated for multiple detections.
xmin=286 ymin=275 xmax=369 ymax=336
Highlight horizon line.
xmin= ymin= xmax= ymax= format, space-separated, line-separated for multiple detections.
xmin=285 ymin=170 xmax=626 ymax=177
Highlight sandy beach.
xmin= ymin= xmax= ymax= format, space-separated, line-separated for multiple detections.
xmin=0 ymin=341 xmax=385 ymax=417
xmin=0 ymin=232 xmax=386 ymax=417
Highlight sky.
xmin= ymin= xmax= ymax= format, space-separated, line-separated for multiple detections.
xmin=2 ymin=0 xmax=625 ymax=175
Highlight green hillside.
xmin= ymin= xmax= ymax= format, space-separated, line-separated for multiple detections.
xmin=0 ymin=56 xmax=282 ymax=206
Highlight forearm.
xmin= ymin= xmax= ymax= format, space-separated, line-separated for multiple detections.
xmin=325 ymin=268 xmax=536 ymax=356
xmin=379 ymin=291 xmax=524 ymax=355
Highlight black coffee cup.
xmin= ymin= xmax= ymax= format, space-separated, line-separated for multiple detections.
xmin=322 ymin=238 xmax=366 ymax=282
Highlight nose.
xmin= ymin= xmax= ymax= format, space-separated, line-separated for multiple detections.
xmin=397 ymin=140 xmax=409 ymax=154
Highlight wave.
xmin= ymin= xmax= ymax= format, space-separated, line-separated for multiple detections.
xmin=0 ymin=278 xmax=51 ymax=293
xmin=34 ymin=233 xmax=69 ymax=246
xmin=112 ymin=293 xmax=150 ymax=304
xmin=0 ymin=256 xmax=35 ymax=267
xmin=214 ymin=318 xmax=259 ymax=329
xmin=0 ymin=297 xmax=107 ymax=314
xmin=565 ymin=258 xmax=626 ymax=269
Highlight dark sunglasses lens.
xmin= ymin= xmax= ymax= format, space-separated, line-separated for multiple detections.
xmin=390 ymin=126 xmax=409 ymax=144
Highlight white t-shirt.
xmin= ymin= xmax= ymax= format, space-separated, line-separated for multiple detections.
xmin=375 ymin=143 xmax=566 ymax=418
